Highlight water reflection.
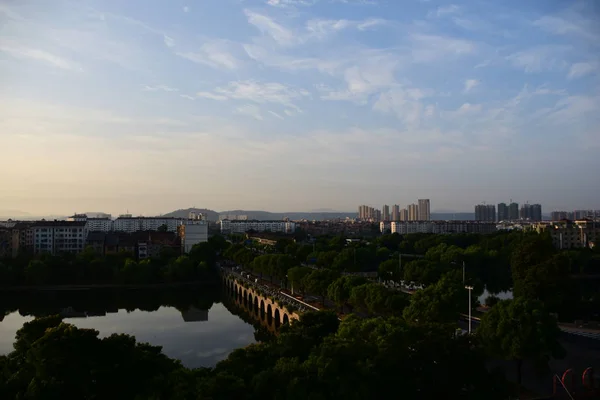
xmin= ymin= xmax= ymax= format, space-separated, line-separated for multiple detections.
xmin=221 ymin=282 xmax=283 ymax=341
xmin=0 ymin=287 xmax=256 ymax=368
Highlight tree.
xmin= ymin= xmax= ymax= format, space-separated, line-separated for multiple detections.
xmin=157 ymin=224 xmax=168 ymax=232
xmin=287 ymin=266 xmax=312 ymax=295
xmin=378 ymin=259 xmax=400 ymax=281
xmin=485 ymin=295 xmax=500 ymax=307
xmin=477 ymin=298 xmax=565 ymax=386
xmin=302 ymin=269 xmax=339 ymax=305
xmin=24 ymin=260 xmax=49 ymax=285
xmin=403 ymin=271 xmax=466 ymax=324
xmin=511 ymin=236 xmax=575 ymax=317
xmin=327 ymin=275 xmax=367 ymax=312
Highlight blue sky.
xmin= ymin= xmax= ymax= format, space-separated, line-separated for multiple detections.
xmin=1 ymin=0 xmax=599 ymax=215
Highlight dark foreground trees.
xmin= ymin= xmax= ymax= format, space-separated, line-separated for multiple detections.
xmin=477 ymin=298 xmax=565 ymax=386
xmin=1 ymin=312 xmax=510 ymax=400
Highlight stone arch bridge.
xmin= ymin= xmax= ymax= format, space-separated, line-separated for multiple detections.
xmin=222 ymin=273 xmax=301 ymax=328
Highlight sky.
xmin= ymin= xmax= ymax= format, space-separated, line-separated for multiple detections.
xmin=1 ymin=0 xmax=599 ymax=216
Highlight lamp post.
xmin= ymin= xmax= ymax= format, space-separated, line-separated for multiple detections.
xmin=465 ymin=285 xmax=474 ymax=334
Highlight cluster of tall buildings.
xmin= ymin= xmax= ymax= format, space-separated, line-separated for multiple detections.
xmin=475 ymin=202 xmax=542 ymax=222
xmin=358 ymin=199 xmax=430 ymax=222
xmin=550 ymin=210 xmax=600 ymax=221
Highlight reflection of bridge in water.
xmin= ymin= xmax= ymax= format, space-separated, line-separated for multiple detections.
xmin=222 ymin=273 xmax=300 ymax=333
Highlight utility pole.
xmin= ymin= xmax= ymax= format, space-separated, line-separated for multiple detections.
xmin=465 ymin=285 xmax=474 ymax=334
xmin=462 ymin=261 xmax=465 ymax=285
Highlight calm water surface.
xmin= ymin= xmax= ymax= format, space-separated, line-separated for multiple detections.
xmin=0 ymin=287 xmax=261 ymax=368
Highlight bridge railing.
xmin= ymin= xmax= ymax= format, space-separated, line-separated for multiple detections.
xmin=222 ymin=268 xmax=312 ymax=313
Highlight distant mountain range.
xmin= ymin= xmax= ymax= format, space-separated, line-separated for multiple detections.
xmin=162 ymin=208 xmax=479 ymax=221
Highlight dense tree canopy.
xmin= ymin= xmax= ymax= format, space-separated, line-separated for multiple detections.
xmin=477 ymin=298 xmax=565 ymax=385
xmin=0 ymin=312 xmax=511 ymax=400
xmin=0 ymin=236 xmax=227 ymax=287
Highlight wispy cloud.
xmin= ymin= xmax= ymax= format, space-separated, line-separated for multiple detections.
xmin=533 ymin=14 xmax=599 ymax=43
xmin=143 ymin=84 xmax=178 ymax=92
xmin=196 ymin=92 xmax=228 ymax=101
xmin=183 ymin=6 xmax=190 ymax=13
xmin=409 ymin=34 xmax=475 ymax=62
xmin=463 ymin=79 xmax=479 ymax=93
xmin=505 ymin=45 xmax=570 ymax=73
xmin=428 ymin=4 xmax=460 ymax=18
xmin=176 ymin=39 xmax=243 ymax=70
xmin=372 ymin=87 xmax=434 ymax=126
xmin=244 ymin=10 xmax=295 ymax=46
xmin=568 ymin=62 xmax=598 ymax=79
xmin=235 ymin=104 xmax=263 ymax=120
xmin=305 ymin=17 xmax=386 ymax=39
xmin=268 ymin=110 xmax=285 ymax=119
xmin=0 ymin=39 xmax=79 ymax=71
xmin=201 ymin=80 xmax=309 ymax=110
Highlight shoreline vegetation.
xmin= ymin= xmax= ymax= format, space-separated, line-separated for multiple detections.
xmin=0 ymin=280 xmax=214 ymax=292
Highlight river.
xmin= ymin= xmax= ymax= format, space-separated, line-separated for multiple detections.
xmin=0 ymin=286 xmax=267 ymax=368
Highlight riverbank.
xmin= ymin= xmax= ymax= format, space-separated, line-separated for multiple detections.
xmin=0 ymin=280 xmax=217 ymax=292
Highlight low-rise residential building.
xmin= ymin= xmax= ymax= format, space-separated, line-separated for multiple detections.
xmin=387 ymin=221 xmax=497 ymax=235
xmin=219 ymin=220 xmax=296 ymax=234
xmin=532 ymin=220 xmax=599 ymax=249
xmin=0 ymin=228 xmax=12 ymax=258
xmin=86 ymin=231 xmax=180 ymax=258
xmin=31 ymin=221 xmax=88 ymax=255
xmin=113 ymin=215 xmax=183 ymax=233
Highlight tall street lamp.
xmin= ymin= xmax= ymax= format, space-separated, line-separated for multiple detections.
xmin=465 ymin=285 xmax=474 ymax=334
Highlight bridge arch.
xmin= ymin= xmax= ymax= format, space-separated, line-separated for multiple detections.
xmin=223 ymin=274 xmax=301 ymax=327
xmin=266 ymin=304 xmax=273 ymax=325
xmin=274 ymin=309 xmax=281 ymax=328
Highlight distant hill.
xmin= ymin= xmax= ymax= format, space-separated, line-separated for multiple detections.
xmin=162 ymin=208 xmax=220 ymax=221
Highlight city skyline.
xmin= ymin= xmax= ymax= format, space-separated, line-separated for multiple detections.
xmin=1 ymin=0 xmax=599 ymax=216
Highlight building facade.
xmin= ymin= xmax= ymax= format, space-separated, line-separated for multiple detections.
xmin=408 ymin=204 xmax=419 ymax=221
xmin=31 ymin=221 xmax=87 ymax=255
xmin=400 ymin=208 xmax=408 ymax=221
xmin=112 ymin=215 xmax=183 ymax=233
xmin=508 ymin=203 xmax=519 ymax=220
xmin=532 ymin=220 xmax=599 ymax=249
xmin=179 ymin=220 xmax=209 ymax=253
xmin=219 ymin=220 xmax=296 ymax=234
xmin=388 ymin=221 xmax=497 ymax=235
xmin=497 ymin=203 xmax=508 ymax=221
xmin=418 ymin=199 xmax=431 ymax=221
xmin=520 ymin=204 xmax=542 ymax=221
xmin=391 ymin=205 xmax=400 ymax=222
xmin=551 ymin=211 xmax=568 ymax=221
xmin=475 ymin=204 xmax=496 ymax=222
xmin=382 ymin=205 xmax=390 ymax=221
